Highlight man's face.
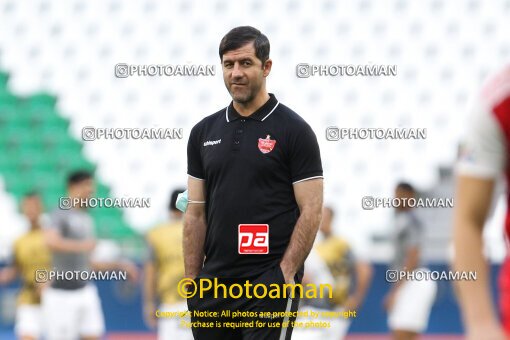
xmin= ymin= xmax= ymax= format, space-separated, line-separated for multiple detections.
xmin=395 ymin=187 xmax=414 ymax=211
xmin=69 ymin=178 xmax=95 ymax=200
xmin=21 ymin=196 xmax=43 ymax=222
xmin=222 ymin=42 xmax=271 ymax=104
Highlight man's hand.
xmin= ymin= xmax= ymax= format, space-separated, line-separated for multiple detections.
xmin=80 ymin=239 xmax=97 ymax=252
xmin=346 ymin=261 xmax=372 ymax=312
xmin=143 ymin=301 xmax=158 ymax=329
xmin=119 ymin=261 xmax=140 ymax=283
xmin=0 ymin=267 xmax=17 ymax=285
xmin=279 ymin=262 xmax=295 ymax=284
xmin=184 ymin=273 xmax=198 ymax=281
xmin=343 ymin=295 xmax=361 ymax=311
xmin=184 ymin=274 xmax=200 ymax=294
xmin=383 ymin=289 xmax=397 ymax=311
xmin=91 ymin=260 xmax=139 ymax=283
xmin=35 ymin=280 xmax=50 ymax=298
xmin=45 ymin=229 xmax=97 ymax=254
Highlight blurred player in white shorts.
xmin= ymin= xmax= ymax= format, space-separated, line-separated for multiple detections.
xmin=384 ymin=182 xmax=437 ymax=340
xmin=42 ymin=170 xmax=138 ymax=340
xmin=0 ymin=192 xmax=51 ymax=340
xmin=144 ymin=189 xmax=193 ymax=340
xmin=293 ymin=206 xmax=373 ymax=340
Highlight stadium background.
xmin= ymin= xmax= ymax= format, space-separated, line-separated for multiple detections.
xmin=0 ymin=0 xmax=508 ymax=338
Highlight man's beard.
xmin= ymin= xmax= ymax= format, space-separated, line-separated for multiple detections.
xmin=228 ymin=82 xmax=260 ymax=104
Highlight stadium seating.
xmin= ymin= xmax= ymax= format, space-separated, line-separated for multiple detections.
xmin=0 ymin=71 xmax=142 ymax=257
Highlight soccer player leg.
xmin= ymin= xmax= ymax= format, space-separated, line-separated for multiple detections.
xmin=500 ymin=258 xmax=510 ymax=335
xmin=242 ymin=265 xmax=301 ymax=340
xmin=158 ymin=301 xmax=194 ymax=340
xmin=41 ymin=287 xmax=82 ymax=340
xmin=388 ymin=270 xmax=437 ymax=333
xmin=78 ymin=285 xmax=105 ymax=338
xmin=15 ymin=304 xmax=42 ymax=339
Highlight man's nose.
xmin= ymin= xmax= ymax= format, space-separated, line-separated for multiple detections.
xmin=231 ymin=63 xmax=243 ymax=79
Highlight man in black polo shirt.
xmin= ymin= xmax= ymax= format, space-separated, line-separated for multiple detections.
xmin=184 ymin=26 xmax=324 ymax=340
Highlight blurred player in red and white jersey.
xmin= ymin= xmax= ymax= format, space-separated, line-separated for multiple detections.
xmin=454 ymin=65 xmax=510 ymax=340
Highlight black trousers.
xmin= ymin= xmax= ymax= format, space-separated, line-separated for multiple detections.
xmin=187 ymin=265 xmax=302 ymax=340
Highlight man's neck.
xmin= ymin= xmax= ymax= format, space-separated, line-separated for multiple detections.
xmin=233 ymin=91 xmax=270 ymax=117
xmin=29 ymin=221 xmax=40 ymax=231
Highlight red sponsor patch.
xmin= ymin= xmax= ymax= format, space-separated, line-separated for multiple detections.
xmin=238 ymin=224 xmax=269 ymax=254
xmin=258 ymin=135 xmax=276 ymax=154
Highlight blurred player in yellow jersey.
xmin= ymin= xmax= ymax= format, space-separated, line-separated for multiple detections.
xmin=0 ymin=192 xmax=51 ymax=340
xmin=144 ymin=188 xmax=193 ymax=340
xmin=294 ymin=206 xmax=373 ymax=340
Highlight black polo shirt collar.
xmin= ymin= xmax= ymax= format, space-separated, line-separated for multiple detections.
xmin=225 ymin=93 xmax=280 ymax=122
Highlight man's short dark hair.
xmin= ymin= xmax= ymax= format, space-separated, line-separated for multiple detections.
xmin=24 ymin=191 xmax=40 ymax=198
xmin=67 ymin=170 xmax=93 ymax=186
xmin=170 ymin=188 xmax=186 ymax=212
xmin=219 ymin=26 xmax=270 ymax=65
xmin=396 ymin=181 xmax=415 ymax=193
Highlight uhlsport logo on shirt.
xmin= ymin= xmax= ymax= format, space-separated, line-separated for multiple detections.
xmin=258 ymin=135 xmax=276 ymax=154
xmin=238 ymin=224 xmax=269 ymax=254
xmin=203 ymin=139 xmax=221 ymax=147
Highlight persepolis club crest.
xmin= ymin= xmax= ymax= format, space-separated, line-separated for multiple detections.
xmin=258 ymin=134 xmax=276 ymax=154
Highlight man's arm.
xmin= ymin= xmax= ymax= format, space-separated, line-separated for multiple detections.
xmin=183 ymin=177 xmax=207 ymax=279
xmin=384 ymin=239 xmax=420 ymax=311
xmin=143 ymin=258 xmax=157 ymax=329
xmin=453 ymin=175 xmax=506 ymax=339
xmin=90 ymin=260 xmax=139 ymax=282
xmin=344 ymin=260 xmax=373 ymax=311
xmin=280 ymin=178 xmax=323 ymax=283
xmin=391 ymin=245 xmax=419 ymax=292
xmin=44 ymin=228 xmax=96 ymax=253
xmin=0 ymin=266 xmax=18 ymax=285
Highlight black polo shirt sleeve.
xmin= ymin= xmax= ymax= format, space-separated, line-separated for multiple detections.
xmin=289 ymin=122 xmax=323 ymax=184
xmin=187 ymin=123 xmax=205 ymax=180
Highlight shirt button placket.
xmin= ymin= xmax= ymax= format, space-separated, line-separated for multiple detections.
xmin=232 ymin=119 xmax=245 ymax=151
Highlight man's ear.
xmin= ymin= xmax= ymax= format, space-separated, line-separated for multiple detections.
xmin=263 ymin=59 xmax=272 ymax=77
